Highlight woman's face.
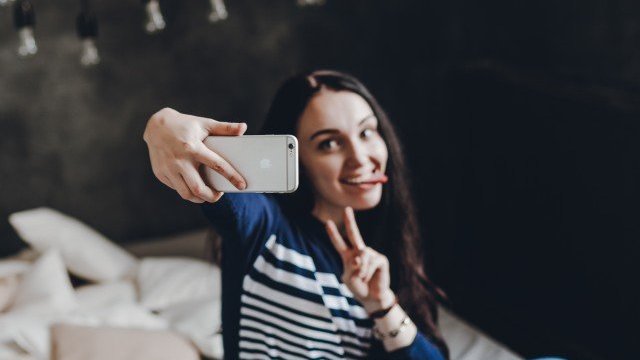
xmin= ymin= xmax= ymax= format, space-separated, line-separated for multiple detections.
xmin=297 ymin=89 xmax=389 ymax=214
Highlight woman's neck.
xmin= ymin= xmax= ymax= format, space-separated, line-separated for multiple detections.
xmin=311 ymin=202 xmax=344 ymax=228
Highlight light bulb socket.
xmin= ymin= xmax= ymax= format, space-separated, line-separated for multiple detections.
xmin=77 ymin=11 xmax=98 ymax=38
xmin=13 ymin=0 xmax=35 ymax=29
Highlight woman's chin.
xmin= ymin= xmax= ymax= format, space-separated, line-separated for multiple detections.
xmin=343 ymin=186 xmax=383 ymax=210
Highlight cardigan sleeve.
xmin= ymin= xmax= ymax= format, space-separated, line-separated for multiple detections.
xmin=201 ymin=193 xmax=283 ymax=264
xmin=379 ymin=330 xmax=446 ymax=360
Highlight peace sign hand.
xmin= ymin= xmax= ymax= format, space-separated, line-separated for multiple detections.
xmin=325 ymin=207 xmax=396 ymax=314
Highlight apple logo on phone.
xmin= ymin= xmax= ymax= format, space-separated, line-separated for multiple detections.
xmin=260 ymin=158 xmax=272 ymax=169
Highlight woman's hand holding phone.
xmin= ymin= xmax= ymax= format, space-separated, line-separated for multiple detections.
xmin=143 ymin=107 xmax=247 ymax=203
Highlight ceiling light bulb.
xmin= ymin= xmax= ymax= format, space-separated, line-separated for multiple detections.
xmin=17 ymin=28 xmax=37 ymax=57
xmin=77 ymin=10 xmax=100 ymax=66
xmin=143 ymin=0 xmax=165 ymax=34
xmin=13 ymin=0 xmax=37 ymax=57
xmin=0 ymin=0 xmax=16 ymax=7
xmin=296 ymin=0 xmax=325 ymax=6
xmin=80 ymin=39 xmax=99 ymax=66
xmin=208 ymin=0 xmax=228 ymax=23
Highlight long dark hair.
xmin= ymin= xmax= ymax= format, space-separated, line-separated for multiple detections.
xmin=260 ymin=70 xmax=449 ymax=358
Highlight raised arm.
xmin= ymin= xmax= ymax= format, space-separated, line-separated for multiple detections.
xmin=143 ymin=107 xmax=248 ymax=203
xmin=143 ymin=107 xmax=284 ymax=254
xmin=202 ymin=193 xmax=282 ymax=254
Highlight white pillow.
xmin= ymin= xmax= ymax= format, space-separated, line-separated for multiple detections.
xmin=159 ymin=297 xmax=223 ymax=359
xmin=51 ymin=324 xmax=200 ymax=360
xmin=0 ymin=276 xmax=20 ymax=313
xmin=137 ymin=257 xmax=221 ymax=311
xmin=9 ymin=250 xmax=77 ymax=316
xmin=0 ymin=312 xmax=52 ymax=359
xmin=8 ymin=207 xmax=138 ymax=282
xmin=0 ymin=259 xmax=31 ymax=278
xmin=0 ymin=260 xmax=32 ymax=312
xmin=62 ymin=303 xmax=169 ymax=330
xmin=0 ymin=341 xmax=33 ymax=360
xmin=0 ymin=303 xmax=168 ymax=360
xmin=75 ymin=281 xmax=137 ymax=312
xmin=439 ymin=307 xmax=523 ymax=360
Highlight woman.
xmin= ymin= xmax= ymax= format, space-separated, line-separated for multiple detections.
xmin=143 ymin=70 xmax=448 ymax=359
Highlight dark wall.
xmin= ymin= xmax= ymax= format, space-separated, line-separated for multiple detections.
xmin=446 ymin=66 xmax=640 ymax=360
xmin=1 ymin=0 xmax=637 ymax=359
xmin=444 ymin=1 xmax=640 ymax=359
xmin=0 ymin=0 xmax=455 ymax=252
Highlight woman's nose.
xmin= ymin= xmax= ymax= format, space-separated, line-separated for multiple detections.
xmin=345 ymin=141 xmax=370 ymax=167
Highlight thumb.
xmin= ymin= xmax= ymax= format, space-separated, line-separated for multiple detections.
xmin=206 ymin=120 xmax=247 ymax=136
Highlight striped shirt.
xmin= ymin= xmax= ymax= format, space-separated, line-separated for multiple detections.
xmin=203 ymin=194 xmax=444 ymax=360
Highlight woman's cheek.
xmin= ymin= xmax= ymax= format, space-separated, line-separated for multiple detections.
xmin=305 ymin=159 xmax=333 ymax=187
xmin=319 ymin=162 xmax=339 ymax=185
xmin=315 ymin=160 xmax=342 ymax=190
xmin=374 ymin=139 xmax=389 ymax=166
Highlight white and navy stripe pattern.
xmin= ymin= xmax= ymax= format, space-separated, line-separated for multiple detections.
xmin=204 ymin=194 xmax=444 ymax=359
xmin=238 ymin=234 xmax=373 ymax=359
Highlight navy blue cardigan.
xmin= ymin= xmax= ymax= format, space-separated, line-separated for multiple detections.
xmin=202 ymin=193 xmax=444 ymax=359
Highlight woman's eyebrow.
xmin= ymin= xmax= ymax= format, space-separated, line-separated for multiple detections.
xmin=358 ymin=114 xmax=376 ymax=126
xmin=309 ymin=114 xmax=375 ymax=141
xmin=309 ymin=129 xmax=339 ymax=141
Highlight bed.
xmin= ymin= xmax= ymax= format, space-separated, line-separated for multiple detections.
xmin=0 ymin=208 xmax=522 ymax=360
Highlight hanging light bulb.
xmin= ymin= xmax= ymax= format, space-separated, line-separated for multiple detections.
xmin=0 ymin=0 xmax=16 ymax=8
xmin=296 ymin=0 xmax=325 ymax=6
xmin=13 ymin=0 xmax=37 ymax=57
xmin=208 ymin=0 xmax=228 ymax=23
xmin=142 ymin=0 xmax=165 ymax=34
xmin=76 ymin=7 xmax=100 ymax=66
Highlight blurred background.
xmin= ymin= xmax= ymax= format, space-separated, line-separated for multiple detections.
xmin=1 ymin=0 xmax=637 ymax=359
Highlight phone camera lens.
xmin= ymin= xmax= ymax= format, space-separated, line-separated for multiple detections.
xmin=288 ymin=143 xmax=294 ymax=149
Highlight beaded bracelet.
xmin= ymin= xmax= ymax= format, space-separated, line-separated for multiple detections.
xmin=372 ymin=315 xmax=413 ymax=340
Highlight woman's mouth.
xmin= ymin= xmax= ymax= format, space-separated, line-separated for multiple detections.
xmin=339 ymin=169 xmax=388 ymax=187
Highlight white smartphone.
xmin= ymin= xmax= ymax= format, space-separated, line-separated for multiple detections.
xmin=202 ymin=135 xmax=299 ymax=193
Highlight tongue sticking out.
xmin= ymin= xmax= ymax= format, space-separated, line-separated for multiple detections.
xmin=365 ymin=174 xmax=388 ymax=184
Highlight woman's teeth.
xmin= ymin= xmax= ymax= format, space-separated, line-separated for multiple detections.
xmin=343 ymin=177 xmax=370 ymax=184
xmin=341 ymin=170 xmax=386 ymax=185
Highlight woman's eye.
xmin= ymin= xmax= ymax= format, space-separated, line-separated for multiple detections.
xmin=318 ymin=139 xmax=339 ymax=150
xmin=361 ymin=128 xmax=375 ymax=139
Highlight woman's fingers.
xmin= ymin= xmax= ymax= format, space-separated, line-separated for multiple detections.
xmin=354 ymin=250 xmax=371 ymax=280
xmin=166 ymin=172 xmax=204 ymax=203
xmin=203 ymin=118 xmax=247 ymax=136
xmin=159 ymin=174 xmax=174 ymax=189
xmin=143 ymin=108 xmax=245 ymax=202
xmin=200 ymin=118 xmax=247 ymax=190
xmin=149 ymin=153 xmax=174 ymax=189
xmin=363 ymin=254 xmax=386 ymax=283
xmin=326 ymin=220 xmax=349 ymax=259
xmin=344 ymin=207 xmax=366 ymax=251
xmin=192 ymin=142 xmax=247 ymax=190
xmin=180 ymin=166 xmax=222 ymax=203
xmin=351 ymin=248 xmax=390 ymax=285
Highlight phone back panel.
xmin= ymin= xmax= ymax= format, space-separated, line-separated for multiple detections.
xmin=203 ymin=135 xmax=298 ymax=193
